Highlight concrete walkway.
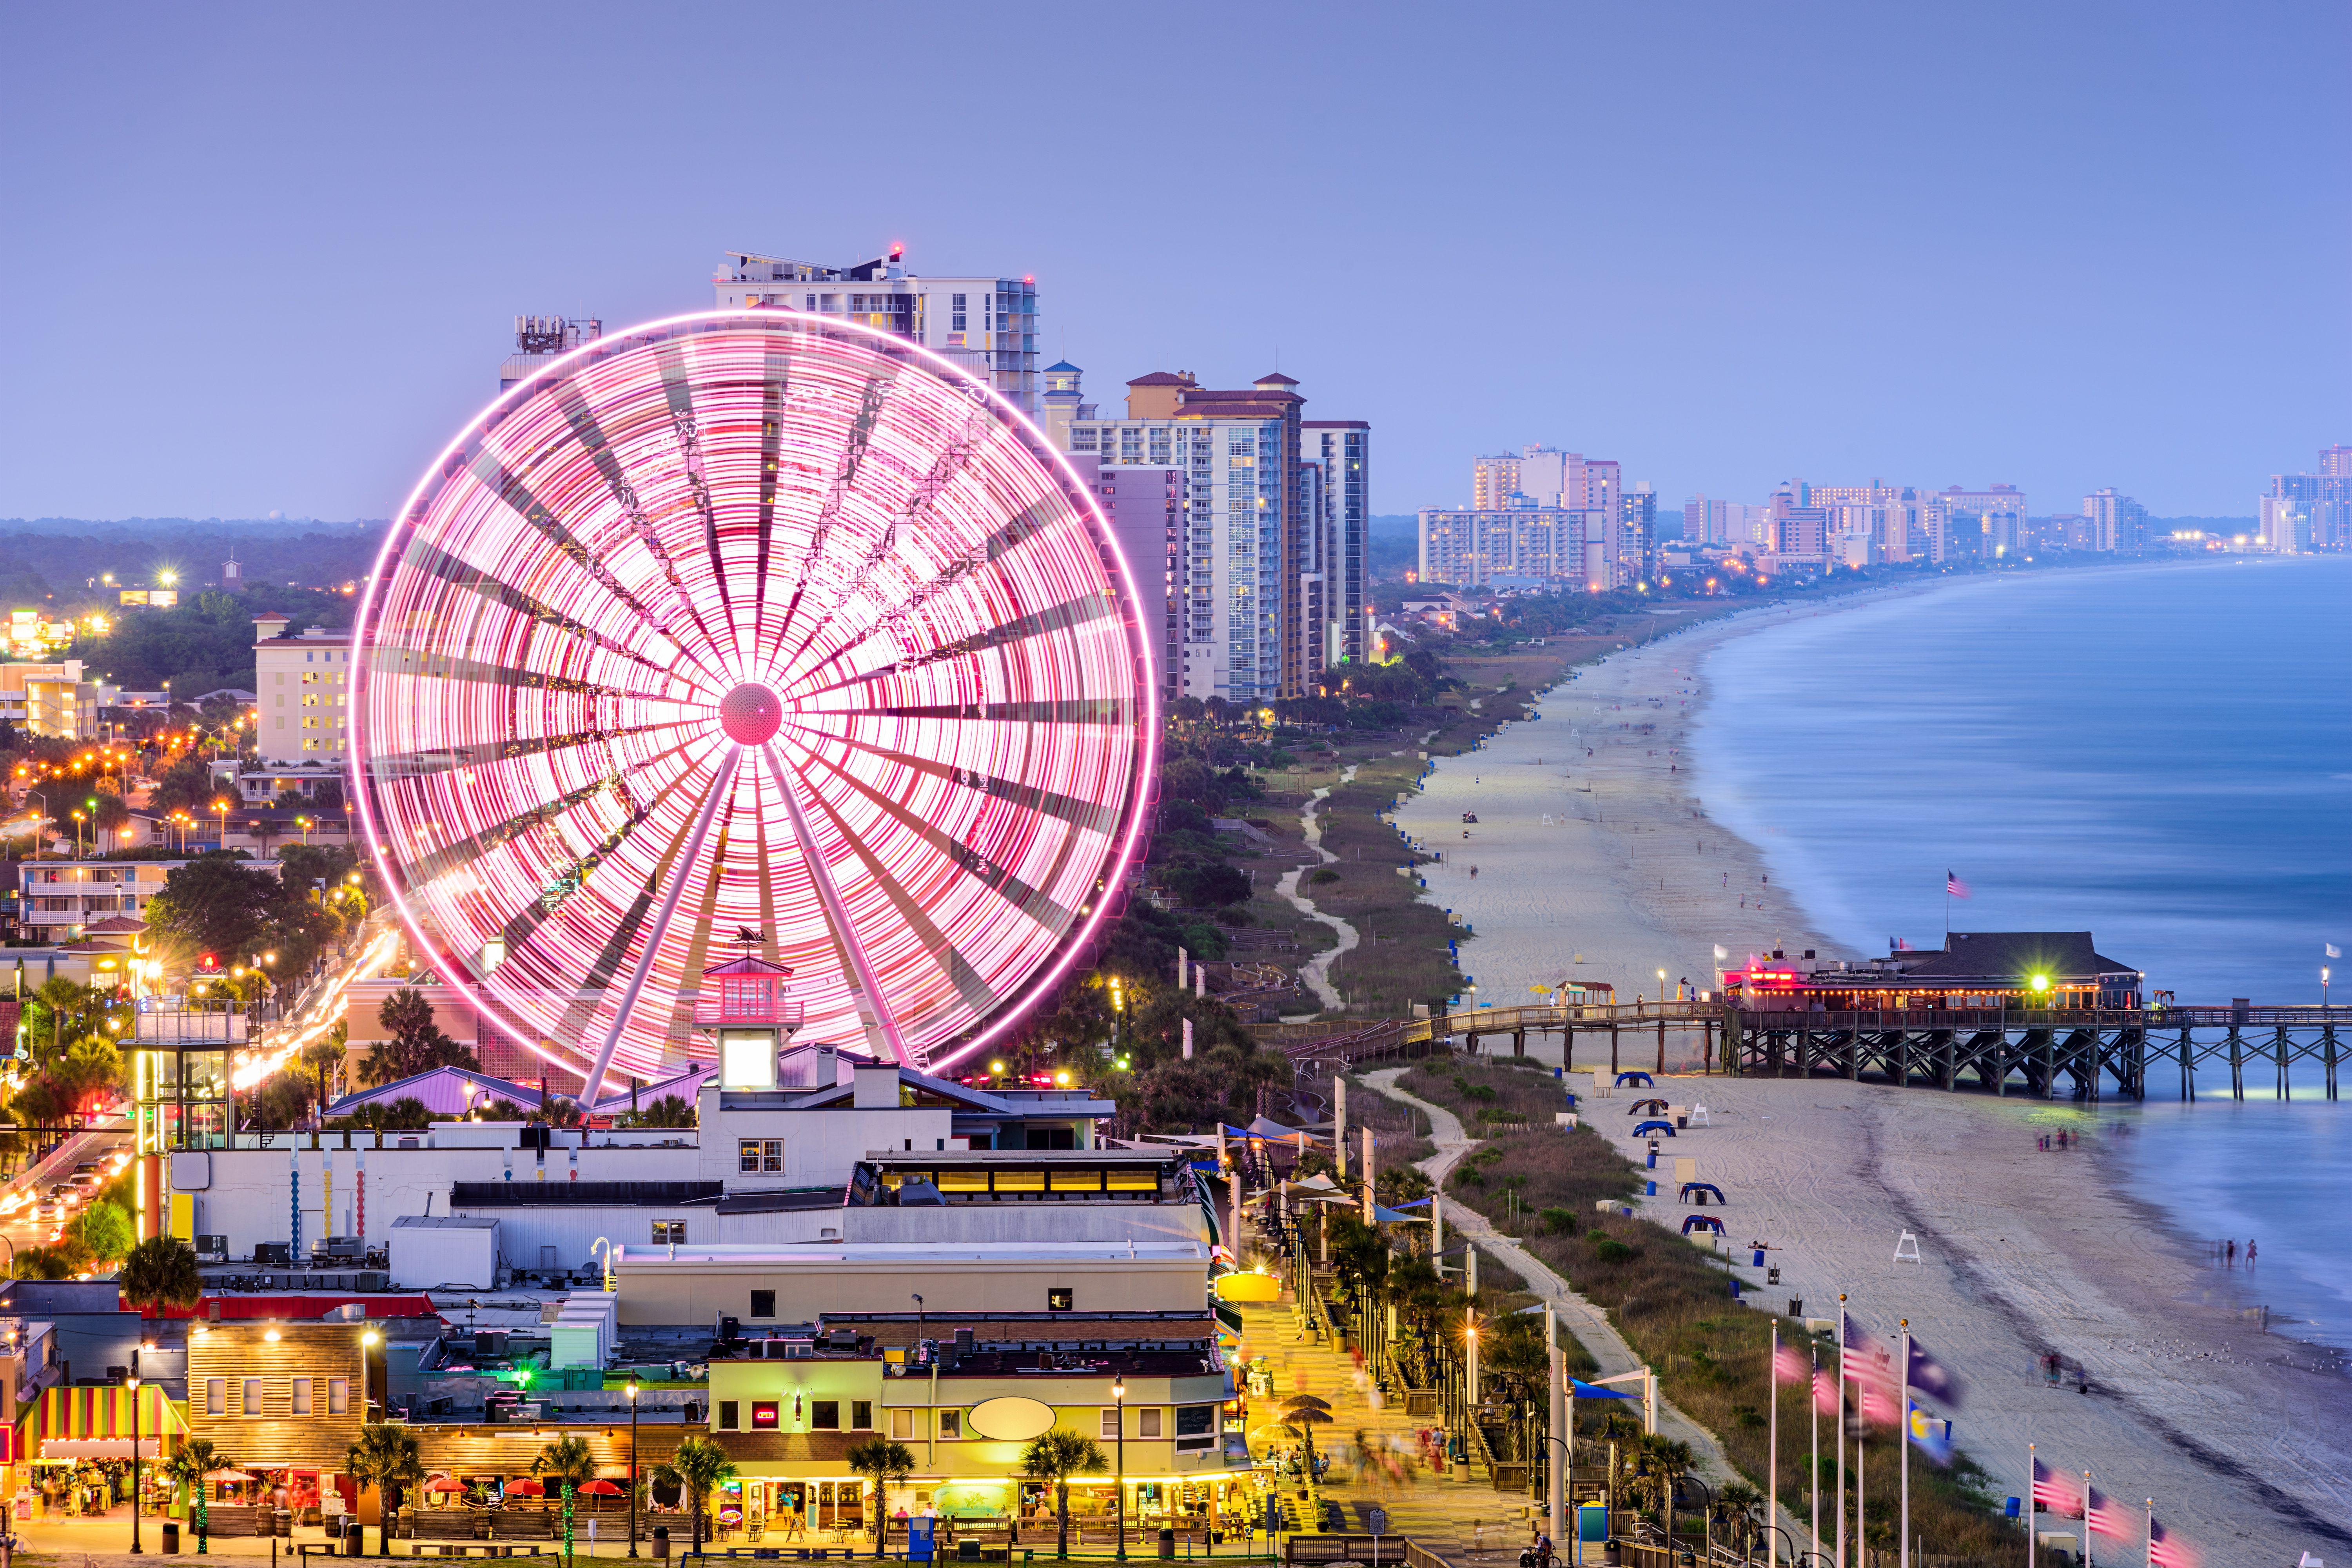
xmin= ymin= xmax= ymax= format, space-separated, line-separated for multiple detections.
xmin=1274 ymin=766 xmax=1360 ymax=1012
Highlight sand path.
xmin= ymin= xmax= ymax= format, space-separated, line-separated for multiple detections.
xmin=1276 ymin=766 xmax=1361 ymax=1012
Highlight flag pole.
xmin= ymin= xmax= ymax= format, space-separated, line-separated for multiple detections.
xmin=1769 ymin=1323 xmax=1780 ymax=1567
xmin=1810 ymin=1343 xmax=1821 ymax=1567
xmin=2083 ymin=1472 xmax=2094 ymax=1568
xmin=1899 ymin=1320 xmax=1911 ymax=1568
xmin=1836 ymin=1294 xmax=1847 ymax=1568
xmin=2143 ymin=1500 xmax=2153 ymax=1568
xmin=2027 ymin=1441 xmax=2036 ymax=1568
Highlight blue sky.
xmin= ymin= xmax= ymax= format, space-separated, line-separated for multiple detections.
xmin=2 ymin=2 xmax=2344 ymax=521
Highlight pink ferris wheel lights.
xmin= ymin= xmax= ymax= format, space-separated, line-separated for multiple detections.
xmin=349 ymin=310 xmax=1155 ymax=1086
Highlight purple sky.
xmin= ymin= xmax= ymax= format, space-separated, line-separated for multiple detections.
xmin=2 ymin=2 xmax=2345 ymax=521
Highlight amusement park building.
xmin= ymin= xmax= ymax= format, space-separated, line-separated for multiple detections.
xmin=712 ymin=247 xmax=1042 ymax=416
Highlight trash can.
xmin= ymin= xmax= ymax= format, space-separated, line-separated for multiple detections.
xmin=162 ymin=1522 xmax=180 ymax=1554
xmin=1646 ymin=1149 xmax=1658 ymax=1169
xmin=958 ymin=1539 xmax=981 ymax=1561
xmin=1158 ymin=1528 xmax=1175 ymax=1560
xmin=1675 ymin=1115 xmax=1687 ymax=1129
xmin=275 ymin=1508 xmax=295 ymax=1537
xmin=1752 ymin=1248 xmax=1766 ymax=1267
xmin=1644 ymin=1179 xmax=1657 ymax=1196
xmin=653 ymin=1525 xmax=670 ymax=1559
xmin=348 ymin=1525 xmax=366 ymax=1555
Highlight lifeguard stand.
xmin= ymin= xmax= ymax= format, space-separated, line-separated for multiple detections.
xmin=697 ymin=953 xmax=805 ymax=1089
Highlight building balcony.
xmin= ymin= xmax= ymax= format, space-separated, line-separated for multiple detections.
xmin=692 ymin=998 xmax=807 ymax=1030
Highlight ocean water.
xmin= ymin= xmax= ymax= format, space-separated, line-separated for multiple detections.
xmin=1690 ymin=553 xmax=2352 ymax=1346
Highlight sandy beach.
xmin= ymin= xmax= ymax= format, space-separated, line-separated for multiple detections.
xmin=1584 ymin=1073 xmax=2352 ymax=1562
xmin=1392 ymin=594 xmax=1936 ymax=1006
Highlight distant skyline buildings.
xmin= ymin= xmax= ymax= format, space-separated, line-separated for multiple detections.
xmin=2260 ymin=444 xmax=2352 ymax=554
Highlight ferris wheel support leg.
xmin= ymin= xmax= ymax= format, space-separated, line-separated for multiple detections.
xmin=762 ymin=741 xmax=920 ymax=1072
xmin=582 ymin=747 xmax=743 ymax=1104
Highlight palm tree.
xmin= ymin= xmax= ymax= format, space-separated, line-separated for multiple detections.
xmin=653 ymin=1435 xmax=735 ymax=1555
xmin=1017 ymin=1430 xmax=1107 ymax=1558
xmin=119 ymin=1237 xmax=203 ymax=1317
xmin=163 ymin=1437 xmax=223 ymax=1546
xmin=303 ymin=1024 xmax=348 ymax=1119
xmin=346 ymin=1423 xmax=424 ymax=1556
xmin=533 ymin=1434 xmax=598 ymax=1565
xmin=1715 ymin=1482 xmax=1764 ymax=1560
xmin=844 ymin=1438 xmax=916 ymax=1557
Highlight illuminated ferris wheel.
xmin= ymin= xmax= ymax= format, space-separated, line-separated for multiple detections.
xmin=350 ymin=311 xmax=1155 ymax=1093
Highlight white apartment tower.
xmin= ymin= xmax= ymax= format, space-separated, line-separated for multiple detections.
xmin=715 ymin=247 xmax=1040 ymax=415
xmin=1057 ymin=370 xmax=1367 ymax=704
xmin=254 ymin=613 xmax=353 ymax=764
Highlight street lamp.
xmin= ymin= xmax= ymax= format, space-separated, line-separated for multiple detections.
xmin=213 ymin=797 xmax=231 ymax=849
xmin=1111 ymin=1377 xmax=1126 ymax=1560
xmin=361 ymin=1327 xmax=381 ymax=1419
xmin=129 ymin=1339 xmax=152 ymax=1553
xmin=626 ymin=1381 xmax=641 ymax=1556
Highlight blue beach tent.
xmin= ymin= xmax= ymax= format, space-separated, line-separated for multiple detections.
xmin=1627 ymin=1098 xmax=1670 ymax=1116
xmin=1568 ymin=1379 xmax=1635 ymax=1400
xmin=1680 ymin=1181 xmax=1726 ymax=1205
xmin=1681 ymin=1214 xmax=1726 ymax=1236
xmin=1633 ymin=1120 xmax=1676 ymax=1138
xmin=1617 ymin=1071 xmax=1655 ymax=1087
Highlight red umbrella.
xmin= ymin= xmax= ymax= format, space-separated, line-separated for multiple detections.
xmin=506 ymin=1479 xmax=544 ymax=1497
xmin=426 ymin=1477 xmax=466 ymax=1495
xmin=581 ymin=1481 xmax=624 ymax=1497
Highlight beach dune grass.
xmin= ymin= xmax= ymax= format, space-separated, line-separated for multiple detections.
xmin=1397 ymin=1056 xmax=2023 ymax=1563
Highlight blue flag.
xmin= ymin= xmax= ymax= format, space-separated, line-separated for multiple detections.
xmin=1906 ymin=1334 xmax=1965 ymax=1408
xmin=1906 ymin=1403 xmax=1952 ymax=1466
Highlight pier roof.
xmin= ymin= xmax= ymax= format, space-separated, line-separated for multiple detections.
xmin=1899 ymin=931 xmax=2140 ymax=982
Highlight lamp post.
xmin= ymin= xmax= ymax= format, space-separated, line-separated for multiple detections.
xmin=213 ymin=797 xmax=231 ymax=851
xmin=361 ymin=1327 xmax=381 ymax=1420
xmin=626 ymin=1381 xmax=641 ymax=1556
xmin=129 ymin=1340 xmax=148 ymax=1552
xmin=1111 ymin=1377 xmax=1126 ymax=1561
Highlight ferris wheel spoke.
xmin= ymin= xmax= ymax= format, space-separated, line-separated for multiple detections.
xmin=364 ymin=642 xmax=685 ymax=710
xmin=792 ymin=739 xmax=1075 ymax=931
xmin=469 ymin=451 xmax=731 ymax=691
xmin=791 ymin=729 xmax=1126 ymax=836
xmin=653 ymin=344 xmax=748 ymax=670
xmin=765 ymin=361 xmax=906 ymax=666
xmin=577 ymin=746 xmax=742 ymax=1102
xmin=759 ymin=741 xmax=915 ymax=1070
xmin=784 ymin=587 xmax=1122 ymax=705
xmin=363 ymin=714 xmax=706 ymax=783
xmin=400 ymin=535 xmax=707 ymax=695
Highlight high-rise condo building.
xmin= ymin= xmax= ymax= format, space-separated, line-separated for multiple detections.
xmin=715 ymin=246 xmax=1041 ymax=415
xmin=2082 ymin=489 xmax=2149 ymax=552
xmin=1057 ymin=369 xmax=1368 ymax=703
xmin=1472 ymin=455 xmax=1520 ymax=511
xmin=254 ymin=613 xmax=351 ymax=763
xmin=499 ymin=315 xmax=604 ymax=392
xmin=1939 ymin=484 xmax=2028 ymax=560
xmin=2264 ymin=445 xmax=2352 ymax=552
xmin=1475 ymin=448 xmax=1621 ymax=514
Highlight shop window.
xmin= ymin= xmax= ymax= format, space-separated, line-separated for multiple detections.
xmin=1099 ymin=1408 xmax=1118 ymax=1439
xmin=937 ymin=1410 xmax=961 ymax=1439
xmin=328 ymin=1379 xmax=350 ymax=1416
xmin=1047 ymin=1287 xmax=1073 ymax=1312
xmin=291 ymin=1377 xmax=312 ymax=1416
xmin=1139 ymin=1409 xmax=1162 ymax=1438
xmin=750 ymin=1290 xmax=776 ymax=1319
xmin=851 ymin=1401 xmax=872 ymax=1430
xmin=1174 ymin=1403 xmax=1216 ymax=1453
xmin=205 ymin=1377 xmax=225 ymax=1416
xmin=717 ymin=1401 xmax=739 ymax=1431
xmin=751 ymin=1401 xmax=779 ymax=1430
xmin=812 ymin=1401 xmax=840 ymax=1430
xmin=653 ymin=1221 xmax=686 ymax=1245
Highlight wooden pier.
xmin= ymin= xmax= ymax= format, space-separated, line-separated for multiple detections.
xmin=1730 ymin=1003 xmax=2345 ymax=1102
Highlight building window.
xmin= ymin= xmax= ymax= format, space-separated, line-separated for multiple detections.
xmin=751 ymin=1401 xmax=779 ymax=1430
xmin=1138 ymin=1408 xmax=1162 ymax=1437
xmin=328 ymin=1379 xmax=349 ymax=1415
xmin=717 ymin=1401 xmax=739 ymax=1431
xmin=653 ymin=1220 xmax=686 ymax=1246
xmin=242 ymin=1377 xmax=263 ymax=1415
xmin=936 ymin=1408 xmax=961 ymax=1439
xmin=891 ymin=1408 xmax=915 ymax=1440
xmin=1100 ymin=1408 xmax=1119 ymax=1439
xmin=750 ymin=1290 xmax=776 ymax=1319
xmin=205 ymin=1377 xmax=225 ymax=1416
xmin=1047 ymin=1288 xmax=1073 ymax=1312
xmin=951 ymin=294 xmax=967 ymax=331
xmin=1174 ymin=1404 xmax=1216 ymax=1452
xmin=811 ymin=1401 xmax=840 ymax=1430
xmin=739 ymin=1139 xmax=783 ymax=1173
xmin=291 ymin=1377 xmax=312 ymax=1416
xmin=851 ymin=1401 xmax=872 ymax=1430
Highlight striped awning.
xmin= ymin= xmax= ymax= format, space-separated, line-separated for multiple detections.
xmin=44 ymin=1437 xmax=160 ymax=1460
xmin=26 ymin=1385 xmax=183 ymax=1452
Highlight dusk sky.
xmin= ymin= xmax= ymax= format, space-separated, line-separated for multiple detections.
xmin=3 ymin=2 xmax=2345 ymax=523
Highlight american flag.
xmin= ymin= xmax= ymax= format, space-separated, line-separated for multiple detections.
xmin=1773 ymin=1341 xmax=1809 ymax=1386
xmin=1811 ymin=1367 xmax=1838 ymax=1416
xmin=1946 ymin=870 xmax=1971 ymax=898
xmin=1841 ymin=1317 xmax=1899 ymax=1426
xmin=2147 ymin=1512 xmax=2199 ymax=1568
xmin=2085 ymin=1483 xmax=2130 ymax=1541
xmin=2031 ymin=1457 xmax=2082 ymax=1518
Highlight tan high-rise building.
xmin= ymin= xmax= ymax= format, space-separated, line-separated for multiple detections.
xmin=1472 ymin=455 xmax=1521 ymax=510
xmin=254 ymin=614 xmax=352 ymax=764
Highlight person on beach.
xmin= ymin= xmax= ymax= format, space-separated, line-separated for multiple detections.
xmin=2247 ymin=1239 xmax=2257 ymax=1263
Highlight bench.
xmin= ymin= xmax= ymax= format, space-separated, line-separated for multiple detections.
xmin=413 ymin=1544 xmax=546 ymax=1557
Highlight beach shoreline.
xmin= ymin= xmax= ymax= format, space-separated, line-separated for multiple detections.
xmin=1390 ymin=583 xmax=1944 ymax=1007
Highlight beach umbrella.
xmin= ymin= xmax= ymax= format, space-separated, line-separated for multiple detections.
xmin=1281 ymin=1394 xmax=1334 ymax=1414
xmin=581 ymin=1480 xmax=624 ymax=1497
xmin=204 ymin=1469 xmax=256 ymax=1483
xmin=506 ymin=1478 xmax=544 ymax=1497
xmin=426 ymin=1476 xmax=466 ymax=1494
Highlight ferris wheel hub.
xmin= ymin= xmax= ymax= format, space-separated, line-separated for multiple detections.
xmin=718 ymin=682 xmax=785 ymax=746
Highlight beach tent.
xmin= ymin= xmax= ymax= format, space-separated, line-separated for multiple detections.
xmin=1372 ymin=1205 xmax=1426 ymax=1223
xmin=1247 ymin=1116 xmax=1317 ymax=1141
xmin=1679 ymin=1182 xmax=1726 ymax=1206
xmin=1569 ymin=1379 xmax=1636 ymax=1400
xmin=1633 ymin=1120 xmax=1677 ymax=1137
xmin=1617 ymin=1071 xmax=1655 ymax=1087
xmin=1681 ymin=1214 xmax=1726 ymax=1236
xmin=1628 ymin=1098 xmax=1670 ymax=1116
